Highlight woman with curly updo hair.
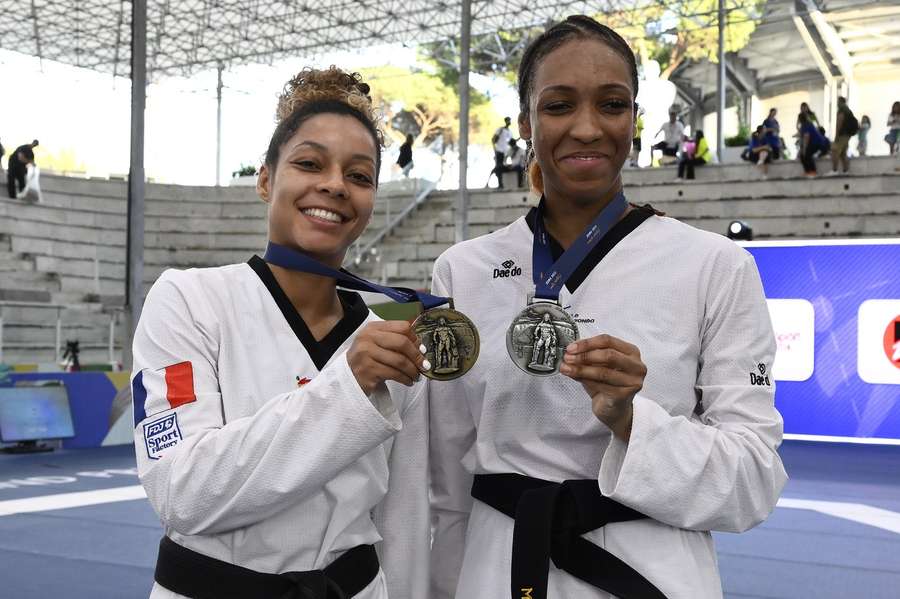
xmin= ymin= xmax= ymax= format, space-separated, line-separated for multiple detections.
xmin=133 ymin=66 xmax=429 ymax=598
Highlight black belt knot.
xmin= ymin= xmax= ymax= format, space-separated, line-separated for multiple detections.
xmin=472 ymin=473 xmax=668 ymax=599
xmin=154 ymin=536 xmax=378 ymax=599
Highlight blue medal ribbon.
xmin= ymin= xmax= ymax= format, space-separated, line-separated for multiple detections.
xmin=532 ymin=192 xmax=629 ymax=301
xmin=263 ymin=242 xmax=450 ymax=310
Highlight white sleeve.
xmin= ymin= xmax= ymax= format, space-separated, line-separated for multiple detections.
xmin=598 ymin=252 xmax=788 ymax=533
xmin=133 ymin=271 xmax=401 ymax=537
xmin=427 ymin=256 xmax=477 ymax=599
xmin=372 ymin=381 xmax=430 ymax=599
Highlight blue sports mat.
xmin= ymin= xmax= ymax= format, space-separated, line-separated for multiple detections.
xmin=1 ymin=442 xmax=898 ymax=598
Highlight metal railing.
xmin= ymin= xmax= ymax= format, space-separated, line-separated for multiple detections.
xmin=0 ymin=301 xmax=124 ymax=365
xmin=354 ymin=179 xmax=438 ymax=265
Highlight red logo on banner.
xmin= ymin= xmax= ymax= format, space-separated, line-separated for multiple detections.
xmin=883 ymin=315 xmax=900 ymax=370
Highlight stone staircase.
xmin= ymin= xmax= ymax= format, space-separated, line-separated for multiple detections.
xmin=353 ymin=155 xmax=900 ymax=287
xmin=1 ymin=156 xmax=898 ymax=364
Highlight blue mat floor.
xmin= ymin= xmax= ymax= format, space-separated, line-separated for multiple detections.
xmin=0 ymin=441 xmax=898 ymax=598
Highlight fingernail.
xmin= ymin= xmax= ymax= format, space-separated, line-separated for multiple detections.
xmin=566 ymin=343 xmax=577 ymax=352
xmin=422 ymin=359 xmax=431 ymax=370
xmin=419 ymin=344 xmax=427 ymax=354
xmin=563 ymin=353 xmax=575 ymax=363
xmin=560 ymin=364 xmax=571 ymax=374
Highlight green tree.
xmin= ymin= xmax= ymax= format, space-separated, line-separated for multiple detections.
xmin=358 ymin=66 xmax=503 ymax=148
xmin=420 ymin=1 xmax=763 ymax=82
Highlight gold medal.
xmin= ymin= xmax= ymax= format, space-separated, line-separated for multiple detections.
xmin=412 ymin=305 xmax=480 ymax=381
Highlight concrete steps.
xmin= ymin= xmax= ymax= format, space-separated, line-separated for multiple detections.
xmin=2 ymin=161 xmax=898 ymax=365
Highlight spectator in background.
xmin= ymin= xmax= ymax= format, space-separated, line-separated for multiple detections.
xmin=829 ymin=96 xmax=857 ymax=175
xmin=747 ymin=125 xmax=773 ymax=178
xmin=857 ymin=115 xmax=871 ymax=157
xmin=796 ymin=102 xmax=818 ymax=130
xmin=397 ymin=133 xmax=414 ymax=178
xmin=652 ymin=108 xmax=684 ymax=165
xmin=762 ymin=108 xmax=782 ymax=159
xmin=491 ymin=116 xmax=513 ymax=189
xmin=6 ymin=139 xmax=38 ymax=199
xmin=816 ymin=127 xmax=831 ymax=157
xmin=799 ymin=113 xmax=827 ymax=177
xmin=629 ymin=107 xmax=644 ymax=167
xmin=886 ymin=101 xmax=900 ymax=155
xmin=16 ymin=151 xmax=42 ymax=202
xmin=507 ymin=138 xmax=526 ymax=188
xmin=676 ymin=130 xmax=711 ymax=180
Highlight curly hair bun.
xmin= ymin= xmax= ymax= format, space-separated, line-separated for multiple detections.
xmin=276 ymin=66 xmax=376 ymax=125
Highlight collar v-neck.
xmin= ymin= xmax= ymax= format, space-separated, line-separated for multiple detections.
xmin=248 ymin=255 xmax=369 ymax=370
xmin=524 ymin=203 xmax=655 ymax=293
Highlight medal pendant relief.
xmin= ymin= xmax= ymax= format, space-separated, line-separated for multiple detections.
xmin=506 ymin=301 xmax=579 ymax=376
xmin=413 ymin=308 xmax=480 ymax=381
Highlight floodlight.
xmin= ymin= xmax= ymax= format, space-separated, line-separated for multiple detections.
xmin=727 ymin=220 xmax=753 ymax=241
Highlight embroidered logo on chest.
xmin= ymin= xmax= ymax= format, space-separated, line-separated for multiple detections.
xmin=295 ymin=376 xmax=312 ymax=388
xmin=493 ymin=259 xmax=522 ymax=279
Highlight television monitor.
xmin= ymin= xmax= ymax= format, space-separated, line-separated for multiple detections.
xmin=0 ymin=385 xmax=75 ymax=452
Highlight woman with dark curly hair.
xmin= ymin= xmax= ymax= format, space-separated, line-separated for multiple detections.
xmin=133 ymin=66 xmax=429 ymax=599
xmin=429 ymin=15 xmax=786 ymax=599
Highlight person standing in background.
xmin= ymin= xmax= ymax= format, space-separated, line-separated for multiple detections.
xmin=397 ymin=134 xmax=414 ymax=178
xmin=491 ymin=116 xmax=514 ymax=189
xmin=6 ymin=139 xmax=39 ymax=199
xmin=886 ymin=102 xmax=900 ymax=155
xmin=857 ymin=116 xmax=870 ymax=157
xmin=829 ymin=97 xmax=857 ymax=175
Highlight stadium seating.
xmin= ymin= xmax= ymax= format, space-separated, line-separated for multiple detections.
xmin=1 ymin=155 xmax=897 ymax=363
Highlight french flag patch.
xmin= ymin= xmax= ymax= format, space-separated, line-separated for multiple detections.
xmin=132 ymin=361 xmax=197 ymax=427
xmin=163 ymin=361 xmax=196 ymax=409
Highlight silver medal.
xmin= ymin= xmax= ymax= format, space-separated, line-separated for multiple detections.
xmin=506 ymin=299 xmax=579 ymax=376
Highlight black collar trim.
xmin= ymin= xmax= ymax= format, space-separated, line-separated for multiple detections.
xmin=248 ymin=255 xmax=369 ymax=370
xmin=524 ymin=203 xmax=656 ymax=293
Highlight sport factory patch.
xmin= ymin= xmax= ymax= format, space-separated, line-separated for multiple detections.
xmin=144 ymin=412 xmax=183 ymax=460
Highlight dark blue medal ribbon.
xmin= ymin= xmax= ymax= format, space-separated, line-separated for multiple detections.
xmin=263 ymin=242 xmax=449 ymax=310
xmin=532 ymin=192 xmax=629 ymax=301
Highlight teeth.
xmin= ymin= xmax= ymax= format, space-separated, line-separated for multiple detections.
xmin=302 ymin=208 xmax=342 ymax=223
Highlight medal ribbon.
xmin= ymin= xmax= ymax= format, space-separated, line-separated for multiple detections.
xmin=263 ymin=242 xmax=449 ymax=310
xmin=532 ymin=192 xmax=629 ymax=301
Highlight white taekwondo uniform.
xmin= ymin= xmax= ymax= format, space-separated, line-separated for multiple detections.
xmin=429 ymin=205 xmax=787 ymax=599
xmin=132 ymin=255 xmax=428 ymax=599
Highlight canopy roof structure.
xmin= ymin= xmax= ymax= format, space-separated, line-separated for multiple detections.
xmin=0 ymin=0 xmax=631 ymax=79
xmin=672 ymin=0 xmax=900 ymax=114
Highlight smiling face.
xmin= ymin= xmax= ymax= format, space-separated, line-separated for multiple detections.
xmin=519 ymin=38 xmax=635 ymax=207
xmin=257 ymin=113 xmax=377 ymax=267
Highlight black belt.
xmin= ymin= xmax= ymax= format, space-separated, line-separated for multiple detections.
xmin=154 ymin=536 xmax=379 ymax=599
xmin=472 ymin=473 xmax=668 ymax=599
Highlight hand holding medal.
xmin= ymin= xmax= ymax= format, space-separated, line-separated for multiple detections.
xmin=560 ymin=334 xmax=646 ymax=440
xmin=264 ymin=242 xmax=479 ymax=382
